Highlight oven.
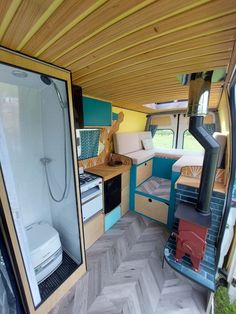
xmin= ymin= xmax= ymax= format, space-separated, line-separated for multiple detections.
xmin=104 ymin=174 xmax=121 ymax=215
xmin=80 ymin=173 xmax=103 ymax=222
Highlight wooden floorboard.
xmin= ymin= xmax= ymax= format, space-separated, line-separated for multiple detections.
xmin=50 ymin=212 xmax=207 ymax=314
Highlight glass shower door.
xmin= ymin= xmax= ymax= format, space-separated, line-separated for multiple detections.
xmin=0 ymin=59 xmax=84 ymax=310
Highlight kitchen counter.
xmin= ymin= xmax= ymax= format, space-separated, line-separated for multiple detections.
xmin=86 ymin=163 xmax=131 ymax=181
xmin=176 ymin=175 xmax=226 ymax=194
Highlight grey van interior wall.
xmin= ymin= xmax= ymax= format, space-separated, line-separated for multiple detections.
xmin=41 ymin=83 xmax=81 ymax=263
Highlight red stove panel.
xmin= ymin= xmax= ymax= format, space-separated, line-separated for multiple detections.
xmin=175 ymin=219 xmax=208 ymax=271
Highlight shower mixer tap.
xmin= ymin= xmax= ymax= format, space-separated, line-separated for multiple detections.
xmin=40 ymin=157 xmax=52 ymax=165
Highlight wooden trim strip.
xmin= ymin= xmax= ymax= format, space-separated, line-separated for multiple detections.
xmin=0 ymin=0 xmax=21 ymax=41
xmin=17 ymin=0 xmax=63 ymax=50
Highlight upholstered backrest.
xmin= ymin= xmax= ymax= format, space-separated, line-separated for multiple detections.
xmin=213 ymin=132 xmax=227 ymax=167
xmin=113 ymin=131 xmax=152 ymax=155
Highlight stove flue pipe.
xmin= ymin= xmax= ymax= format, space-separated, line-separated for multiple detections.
xmin=187 ymin=72 xmax=220 ymax=216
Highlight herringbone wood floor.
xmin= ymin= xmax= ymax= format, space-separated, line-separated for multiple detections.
xmin=50 ymin=212 xmax=207 ymax=314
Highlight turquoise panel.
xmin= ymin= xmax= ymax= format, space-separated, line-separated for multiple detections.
xmin=83 ymin=96 xmax=112 ymax=126
xmin=129 ymin=165 xmax=137 ymax=211
xmin=153 ymin=157 xmax=177 ymax=179
xmin=112 ymin=112 xmax=119 ymax=121
xmin=167 ymin=171 xmax=180 ymax=229
xmin=105 ymin=206 xmax=121 ymax=231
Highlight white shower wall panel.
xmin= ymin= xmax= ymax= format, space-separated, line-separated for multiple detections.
xmin=0 ymin=84 xmax=52 ymax=227
xmin=41 ymin=83 xmax=81 ymax=263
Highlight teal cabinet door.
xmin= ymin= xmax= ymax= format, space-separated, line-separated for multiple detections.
xmin=83 ymin=96 xmax=112 ymax=126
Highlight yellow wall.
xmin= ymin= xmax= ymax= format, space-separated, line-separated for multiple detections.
xmin=218 ymin=87 xmax=230 ymax=184
xmin=218 ymin=88 xmax=230 ymax=133
xmin=112 ymin=106 xmax=147 ymax=132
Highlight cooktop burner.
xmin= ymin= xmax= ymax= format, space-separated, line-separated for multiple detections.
xmin=79 ymin=173 xmax=99 ymax=186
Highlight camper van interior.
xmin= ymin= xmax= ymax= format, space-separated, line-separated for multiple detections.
xmin=1 ymin=1 xmax=236 ymax=313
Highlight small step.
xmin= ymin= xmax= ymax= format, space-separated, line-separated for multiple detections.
xmin=136 ymin=176 xmax=171 ymax=202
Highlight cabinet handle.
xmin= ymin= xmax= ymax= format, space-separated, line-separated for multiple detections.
xmin=148 ymin=198 xmax=152 ymax=202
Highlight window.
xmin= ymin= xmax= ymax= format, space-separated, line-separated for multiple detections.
xmin=182 ymin=130 xmax=204 ymax=152
xmin=153 ymin=129 xmax=174 ymax=149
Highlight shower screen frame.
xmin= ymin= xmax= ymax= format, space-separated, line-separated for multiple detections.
xmin=0 ymin=48 xmax=86 ymax=314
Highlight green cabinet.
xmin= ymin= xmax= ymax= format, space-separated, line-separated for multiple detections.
xmin=83 ymin=96 xmax=112 ymax=126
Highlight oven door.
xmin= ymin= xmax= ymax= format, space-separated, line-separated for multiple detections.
xmin=81 ymin=187 xmax=103 ymax=222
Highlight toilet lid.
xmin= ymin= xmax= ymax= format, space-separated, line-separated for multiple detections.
xmin=26 ymin=223 xmax=59 ymax=253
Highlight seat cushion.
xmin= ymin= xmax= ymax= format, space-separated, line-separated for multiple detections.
xmin=113 ymin=131 xmax=152 ymax=155
xmin=172 ymin=155 xmax=204 ymax=172
xmin=154 ymin=147 xmax=204 ymax=160
xmin=113 ymin=132 xmax=141 ymax=154
xmin=142 ymin=138 xmax=154 ymax=150
xmin=126 ymin=149 xmax=155 ymax=164
xmin=213 ymin=132 xmax=227 ymax=167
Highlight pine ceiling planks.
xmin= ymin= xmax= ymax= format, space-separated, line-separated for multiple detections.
xmin=1 ymin=0 xmax=60 ymax=49
xmin=54 ymin=0 xmax=211 ymax=67
xmin=74 ymin=42 xmax=233 ymax=85
xmin=69 ymin=13 xmax=236 ymax=75
xmin=21 ymin=0 xmax=106 ymax=56
xmin=0 ymin=0 xmax=235 ymax=113
xmin=0 ymin=0 xmax=22 ymax=41
xmin=71 ymin=30 xmax=236 ymax=79
xmin=36 ymin=0 xmax=154 ymax=62
xmin=58 ymin=0 xmax=236 ymax=69
xmin=81 ymin=56 xmax=230 ymax=91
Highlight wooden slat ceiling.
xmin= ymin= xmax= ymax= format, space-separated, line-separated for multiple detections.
xmin=0 ymin=0 xmax=236 ymax=113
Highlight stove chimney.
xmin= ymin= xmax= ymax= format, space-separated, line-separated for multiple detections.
xmin=173 ymin=72 xmax=221 ymax=271
xmin=187 ymin=71 xmax=220 ymax=216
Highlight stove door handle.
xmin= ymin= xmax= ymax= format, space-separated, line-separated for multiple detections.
xmin=82 ymin=192 xmax=102 ymax=205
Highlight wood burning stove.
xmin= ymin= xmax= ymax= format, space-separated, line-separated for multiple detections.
xmin=175 ymin=220 xmax=207 ymax=272
xmin=174 ymin=71 xmax=220 ymax=272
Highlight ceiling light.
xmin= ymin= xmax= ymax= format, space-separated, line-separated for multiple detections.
xmin=12 ymin=70 xmax=28 ymax=78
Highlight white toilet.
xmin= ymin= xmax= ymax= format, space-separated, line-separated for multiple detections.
xmin=26 ymin=222 xmax=62 ymax=284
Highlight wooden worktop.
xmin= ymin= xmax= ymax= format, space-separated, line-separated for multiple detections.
xmin=176 ymin=175 xmax=226 ymax=194
xmin=86 ymin=163 xmax=131 ymax=181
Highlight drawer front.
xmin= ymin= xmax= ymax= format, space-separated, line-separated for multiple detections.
xmin=82 ymin=193 xmax=103 ymax=222
xmin=136 ymin=159 xmax=153 ymax=186
xmin=84 ymin=212 xmax=104 ymax=250
xmin=135 ymin=194 xmax=168 ymax=224
xmin=121 ymin=186 xmax=129 ymax=216
xmin=122 ymin=170 xmax=130 ymax=189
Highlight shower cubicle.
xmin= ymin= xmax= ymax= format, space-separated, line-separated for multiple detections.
xmin=0 ymin=49 xmax=86 ymax=313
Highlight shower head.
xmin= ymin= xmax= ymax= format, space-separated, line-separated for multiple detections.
xmin=40 ymin=74 xmax=52 ymax=85
xmin=40 ymin=74 xmax=66 ymax=109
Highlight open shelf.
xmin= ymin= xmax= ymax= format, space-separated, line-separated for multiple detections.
xmin=136 ymin=176 xmax=171 ymax=203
